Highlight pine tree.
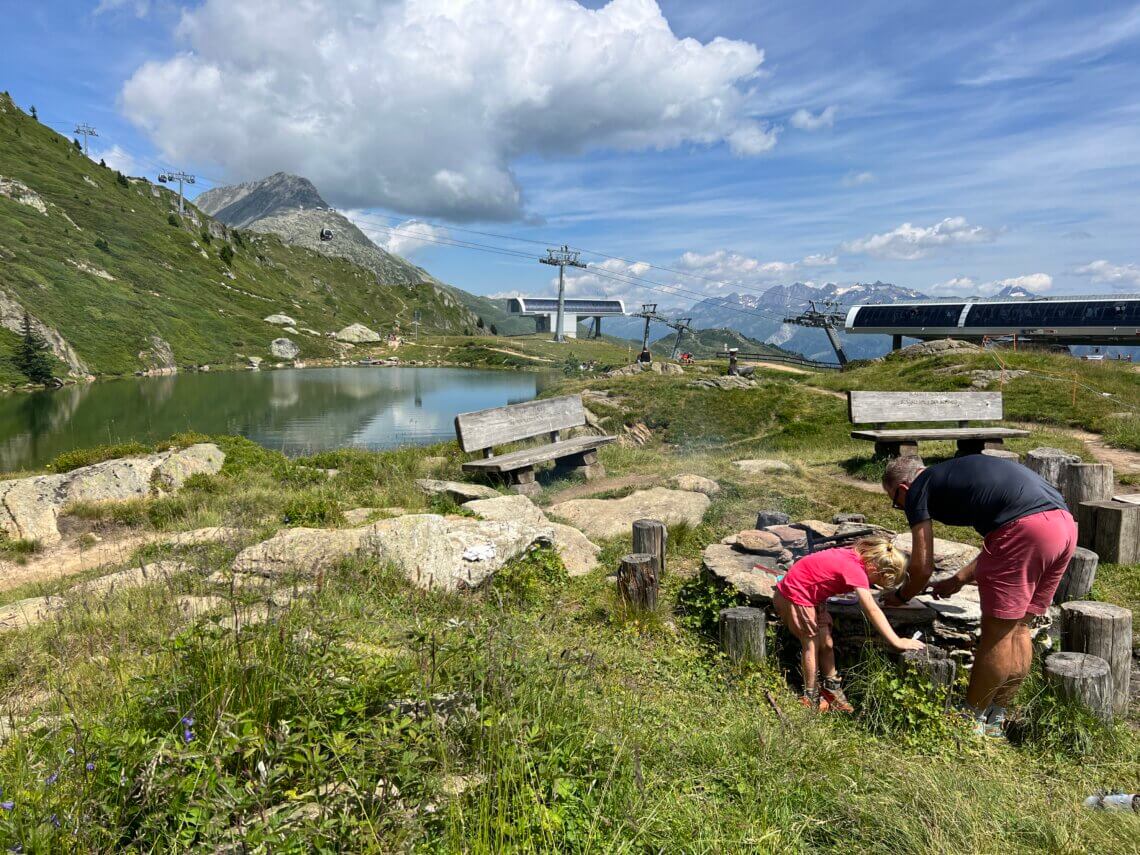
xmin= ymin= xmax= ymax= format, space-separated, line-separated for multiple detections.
xmin=29 ymin=105 xmax=37 ymax=120
xmin=13 ymin=314 xmax=55 ymax=386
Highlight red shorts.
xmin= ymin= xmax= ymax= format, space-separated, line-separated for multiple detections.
xmin=975 ymin=509 xmax=1077 ymax=620
xmin=773 ymin=590 xmax=832 ymax=641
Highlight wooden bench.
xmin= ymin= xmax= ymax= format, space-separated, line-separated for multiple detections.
xmin=456 ymin=395 xmax=616 ymax=496
xmin=847 ymin=390 xmax=1029 ymax=458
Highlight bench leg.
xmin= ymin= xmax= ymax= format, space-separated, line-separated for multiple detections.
xmin=873 ymin=441 xmax=919 ymax=459
xmin=555 ymin=450 xmax=605 ymax=481
xmin=505 ymin=467 xmax=541 ymax=497
xmin=956 ymin=438 xmax=1003 ymax=456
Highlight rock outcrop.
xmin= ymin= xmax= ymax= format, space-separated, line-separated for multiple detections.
xmin=270 ymin=338 xmax=300 ymax=360
xmin=0 ymin=444 xmax=225 ymax=545
xmin=549 ymin=487 xmax=710 ymax=540
xmin=733 ymin=459 xmax=793 ymax=475
xmin=416 ymin=479 xmax=500 ymax=503
xmin=335 ymin=323 xmax=382 ymax=343
xmin=264 ymin=314 xmax=297 ymax=326
xmin=671 ymin=474 xmax=721 ymax=496
xmin=460 ymin=494 xmax=601 ymax=576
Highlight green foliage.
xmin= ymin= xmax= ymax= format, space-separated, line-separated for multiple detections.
xmin=115 ymin=171 xmax=129 ymax=188
xmin=1010 ymin=669 xmax=1127 ymax=757
xmin=200 ymin=230 xmax=212 ymax=244
xmin=93 ymin=236 xmax=110 ymax=253
xmin=12 ymin=313 xmax=55 ymax=386
xmin=281 ymin=493 xmax=345 ymax=527
xmin=218 ymin=244 xmax=234 ymax=265
xmin=166 ymin=212 xmax=179 ymax=227
xmin=46 ymin=441 xmax=151 ymax=473
xmin=675 ymin=575 xmax=746 ymax=637
xmin=490 ymin=545 xmax=567 ymax=608
xmin=0 ymin=533 xmax=42 ymax=562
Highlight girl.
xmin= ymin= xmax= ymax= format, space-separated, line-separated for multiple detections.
xmin=774 ymin=535 xmax=924 ymax=711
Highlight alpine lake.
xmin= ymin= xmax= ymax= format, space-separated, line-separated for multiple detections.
xmin=0 ymin=365 xmax=556 ymax=472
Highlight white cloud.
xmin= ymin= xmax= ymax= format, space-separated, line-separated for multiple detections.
xmin=800 ymin=253 xmax=837 ymax=267
xmin=120 ymin=0 xmax=772 ymax=221
xmin=841 ymin=216 xmax=995 ymax=260
xmin=841 ymin=170 xmax=875 ymax=187
xmin=790 ymin=105 xmax=837 ymax=131
xmin=928 ymin=273 xmax=1052 ymax=297
xmin=991 ymin=273 xmax=1052 ymax=294
xmin=1074 ymin=259 xmax=1140 ymax=290
xmin=89 ymin=144 xmax=145 ymax=176
xmin=344 ymin=213 xmax=447 ymax=258
xmin=927 ymin=276 xmax=977 ymax=295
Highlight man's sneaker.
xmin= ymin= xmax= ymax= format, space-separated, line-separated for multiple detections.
xmin=820 ymin=678 xmax=855 ymax=713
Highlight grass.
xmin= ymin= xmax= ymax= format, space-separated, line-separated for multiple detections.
xmin=0 ymin=355 xmax=1137 ymax=851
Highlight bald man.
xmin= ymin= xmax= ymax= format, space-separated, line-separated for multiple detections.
xmin=881 ymin=454 xmax=1076 ymax=737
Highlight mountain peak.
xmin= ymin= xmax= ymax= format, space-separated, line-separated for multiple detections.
xmin=196 ymin=172 xmax=329 ymax=228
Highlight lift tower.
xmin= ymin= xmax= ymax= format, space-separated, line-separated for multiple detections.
xmin=631 ymin=304 xmax=694 ymax=362
xmin=783 ymin=299 xmax=849 ymax=365
xmin=539 ymin=246 xmax=586 ymax=342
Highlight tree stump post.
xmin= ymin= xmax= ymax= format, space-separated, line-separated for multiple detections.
xmin=1061 ymin=462 xmax=1114 ymax=511
xmin=632 ymin=519 xmax=667 ymax=579
xmin=617 ymin=553 xmax=659 ymax=612
xmin=1060 ymin=601 xmax=1132 ymax=716
xmin=1077 ymin=500 xmax=1140 ymax=564
xmin=1026 ymin=447 xmax=1080 ymax=489
xmin=718 ymin=606 xmax=766 ymax=664
xmin=899 ymin=646 xmax=957 ymax=704
xmin=1052 ymin=547 xmax=1099 ymax=605
xmin=1044 ymin=652 xmax=1114 ymax=723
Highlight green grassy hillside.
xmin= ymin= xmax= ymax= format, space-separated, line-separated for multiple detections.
xmin=650 ymin=326 xmax=797 ymax=360
xmin=0 ymin=93 xmax=480 ymax=384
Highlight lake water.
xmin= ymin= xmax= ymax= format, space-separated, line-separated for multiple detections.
xmin=0 ymin=366 xmax=555 ymax=472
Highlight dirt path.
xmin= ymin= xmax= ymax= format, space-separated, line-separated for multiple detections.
xmin=746 ymin=361 xmax=812 ymax=375
xmin=483 ymin=347 xmax=555 ymax=363
xmin=1068 ymin=429 xmax=1140 ymax=478
xmin=543 ymin=473 xmax=658 ymax=505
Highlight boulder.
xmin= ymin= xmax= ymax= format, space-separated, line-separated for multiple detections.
xmin=733 ymin=459 xmax=793 ymax=475
xmin=153 ymin=444 xmax=226 ymax=492
xmin=165 ymin=526 xmax=250 ymax=547
xmin=264 ymin=314 xmax=297 ymax=326
xmin=461 ymin=494 xmax=548 ymax=527
xmin=0 ymin=476 xmax=65 ymax=545
xmin=232 ymin=527 xmax=369 ymax=577
xmin=701 ymin=544 xmax=778 ymax=603
xmin=917 ymin=582 xmax=983 ymax=626
xmin=416 ymin=479 xmax=499 ymax=503
xmin=68 ymin=560 xmax=186 ymax=598
xmin=248 ymin=356 xmax=263 ymax=370
xmin=270 ymin=338 xmax=300 ymax=360
xmin=548 ymin=522 xmax=601 ymax=576
xmin=343 ymin=508 xmax=378 ymax=525
xmin=549 ymin=487 xmax=710 ymax=540
xmin=671 ymin=474 xmax=721 ymax=496
xmin=892 ymin=533 xmax=979 ymax=573
xmin=735 ymin=529 xmax=784 ymax=555
xmin=335 ymin=323 xmax=382 ymax=344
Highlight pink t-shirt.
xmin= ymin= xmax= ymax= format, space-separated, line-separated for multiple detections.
xmin=776 ymin=547 xmax=871 ymax=607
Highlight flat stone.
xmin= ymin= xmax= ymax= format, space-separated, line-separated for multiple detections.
xmin=343 ymin=508 xmax=378 ymax=525
xmin=917 ymin=583 xmax=983 ymax=625
xmin=892 ymin=533 xmax=979 ymax=573
xmin=233 ymin=527 xmax=370 ymax=576
xmin=833 ymin=513 xmax=866 ymax=524
xmin=756 ymin=511 xmax=791 ymax=528
xmin=462 ymin=494 xmax=548 ymax=527
xmin=735 ymin=529 xmax=784 ymax=555
xmin=733 ymin=459 xmax=793 ymax=474
xmin=671 ymin=474 xmax=721 ymax=496
xmin=0 ymin=595 xmax=65 ymax=632
xmin=797 ymin=520 xmax=839 ymax=539
xmin=416 ymin=479 xmax=499 ymax=503
xmin=764 ymin=524 xmax=808 ymax=548
xmin=825 ymin=592 xmax=935 ymax=629
xmin=68 ymin=560 xmax=187 ymax=597
xmin=166 ymin=526 xmax=250 ymax=547
xmin=981 ymin=449 xmax=1020 ymax=461
xmin=701 ymin=543 xmax=779 ymax=604
xmin=549 ymin=487 xmax=710 ymax=540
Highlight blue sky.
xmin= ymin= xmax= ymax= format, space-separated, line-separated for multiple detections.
xmin=3 ymin=0 xmax=1140 ymax=307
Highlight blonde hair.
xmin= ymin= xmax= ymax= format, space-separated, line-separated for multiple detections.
xmin=853 ymin=535 xmax=907 ymax=588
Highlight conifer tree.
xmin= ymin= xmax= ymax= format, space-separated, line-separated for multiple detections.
xmin=13 ymin=314 xmax=55 ymax=386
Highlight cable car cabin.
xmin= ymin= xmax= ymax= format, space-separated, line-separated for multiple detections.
xmin=844 ymin=295 xmax=1140 ymax=346
xmin=319 ymin=228 xmax=334 ymax=242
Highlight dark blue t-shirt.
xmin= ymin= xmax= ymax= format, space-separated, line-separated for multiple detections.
xmin=904 ymin=455 xmax=1067 ymax=536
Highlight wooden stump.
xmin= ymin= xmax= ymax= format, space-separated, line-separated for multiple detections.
xmin=756 ymin=510 xmax=790 ymax=528
xmin=617 ymin=553 xmax=659 ymax=611
xmin=1061 ymin=463 xmax=1114 ymax=511
xmin=719 ymin=606 xmax=766 ymax=664
xmin=899 ymin=645 xmax=957 ymax=701
xmin=1052 ymin=547 xmax=1099 ymax=605
xmin=981 ymin=448 xmax=1019 ymax=461
xmin=1060 ymin=601 xmax=1132 ymax=715
xmin=632 ymin=519 xmax=667 ymax=579
xmin=1078 ymin=500 xmax=1140 ymax=564
xmin=1044 ymin=652 xmax=1114 ymax=723
xmin=1026 ymin=447 xmax=1080 ymax=489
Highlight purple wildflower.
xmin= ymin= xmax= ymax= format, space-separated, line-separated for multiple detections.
xmin=65 ymin=748 xmax=75 ymax=756
xmin=0 ymin=801 xmax=13 ymax=811
xmin=44 ymin=772 xmax=58 ymax=786
xmin=49 ymin=814 xmax=60 ymax=829
xmin=84 ymin=762 xmax=94 ymax=772
xmin=180 ymin=716 xmax=195 ymax=728
xmin=182 ymin=728 xmax=195 ymax=744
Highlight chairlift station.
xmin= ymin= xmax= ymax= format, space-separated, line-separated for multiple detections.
xmin=507 ymin=297 xmax=626 ymax=339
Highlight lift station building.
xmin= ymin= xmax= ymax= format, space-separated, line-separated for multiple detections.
xmin=507 ymin=297 xmax=626 ymax=339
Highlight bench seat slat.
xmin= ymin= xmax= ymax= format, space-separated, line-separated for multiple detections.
xmin=851 ymin=427 xmax=1029 ymax=442
xmin=455 ymin=395 xmax=585 ymax=452
xmin=462 ymin=436 xmax=616 ymax=473
xmin=848 ymin=390 xmax=1003 ymax=424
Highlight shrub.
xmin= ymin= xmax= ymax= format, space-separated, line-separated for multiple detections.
xmin=116 ymin=172 xmax=129 ymax=188
xmin=218 ymin=244 xmax=234 ymax=266
xmin=491 ymin=545 xmax=567 ymax=608
xmin=675 ymin=575 xmax=747 ymax=637
xmin=47 ymin=442 xmax=152 ymax=473
xmin=12 ymin=313 xmax=55 ymax=387
xmin=167 ymin=213 xmax=179 ymax=227
xmin=94 ymin=237 xmax=111 ymax=253
xmin=281 ymin=494 xmax=344 ymax=527
xmin=200 ymin=230 xmax=212 ymax=244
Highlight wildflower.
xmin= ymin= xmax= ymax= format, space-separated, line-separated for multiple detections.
xmin=44 ymin=773 xmax=57 ymax=786
xmin=65 ymin=748 xmax=74 ymax=756
xmin=180 ymin=716 xmax=194 ymax=728
xmin=84 ymin=763 xmax=94 ymax=772
xmin=182 ymin=728 xmax=194 ymax=744
xmin=0 ymin=801 xmax=13 ymax=811
xmin=49 ymin=814 xmax=60 ymax=829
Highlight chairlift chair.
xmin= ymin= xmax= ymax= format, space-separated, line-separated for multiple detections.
xmin=319 ymin=228 xmax=335 ymax=242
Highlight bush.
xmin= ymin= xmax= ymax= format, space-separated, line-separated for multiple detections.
xmin=675 ymin=575 xmax=746 ymax=637
xmin=167 ymin=213 xmax=179 ymax=227
xmin=116 ymin=171 xmax=129 ymax=188
xmin=491 ymin=545 xmax=567 ymax=608
xmin=200 ymin=230 xmax=212 ymax=244
xmin=281 ymin=494 xmax=344 ymax=527
xmin=218 ymin=244 xmax=234 ymax=266
xmin=94 ymin=237 xmax=110 ymax=253
xmin=46 ymin=442 xmax=152 ymax=473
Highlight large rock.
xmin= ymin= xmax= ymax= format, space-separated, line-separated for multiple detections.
xmin=0 ymin=595 xmax=64 ymax=632
xmin=701 ymin=543 xmax=779 ymax=603
xmin=733 ymin=459 xmax=793 ymax=475
xmin=549 ymin=487 xmax=710 ymax=540
xmin=270 ymin=338 xmax=300 ymax=359
xmin=461 ymin=494 xmax=547 ymax=527
xmin=735 ymin=529 xmax=784 ymax=555
xmin=892 ymin=533 xmax=979 ymax=573
xmin=232 ymin=527 xmax=369 ymax=576
xmin=416 ymin=479 xmax=499 ymax=503
xmin=548 ymin=522 xmax=601 ymax=576
xmin=335 ymin=323 xmax=382 ymax=343
xmin=68 ymin=561 xmax=186 ymax=598
xmin=671 ymin=474 xmax=721 ymax=496
xmin=461 ymin=494 xmax=600 ymax=576
xmin=0 ymin=444 xmax=225 ymax=546
xmin=264 ymin=314 xmax=297 ymax=326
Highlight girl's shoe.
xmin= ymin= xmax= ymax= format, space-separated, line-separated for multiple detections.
xmin=820 ymin=677 xmax=855 ymax=713
xmin=799 ymin=694 xmax=830 ymax=712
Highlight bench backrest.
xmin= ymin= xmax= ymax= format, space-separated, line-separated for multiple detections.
xmin=455 ymin=395 xmax=586 ymax=453
xmin=848 ymin=390 xmax=1003 ymax=425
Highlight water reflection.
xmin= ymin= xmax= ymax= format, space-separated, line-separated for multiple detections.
xmin=0 ymin=366 xmax=553 ymax=472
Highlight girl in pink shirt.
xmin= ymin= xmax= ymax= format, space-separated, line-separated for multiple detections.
xmin=774 ymin=536 xmax=924 ymax=711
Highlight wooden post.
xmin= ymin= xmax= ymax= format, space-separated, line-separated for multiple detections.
xmin=1044 ymin=652 xmax=1114 ymax=723
xmin=899 ymin=646 xmax=957 ymax=702
xmin=718 ymin=606 xmax=766 ymax=664
xmin=1078 ymin=500 xmax=1140 ymax=564
xmin=1026 ymin=447 xmax=1080 ymax=489
xmin=617 ymin=553 xmax=659 ymax=611
xmin=728 ymin=349 xmax=739 ymax=376
xmin=632 ymin=519 xmax=667 ymax=579
xmin=1061 ymin=463 xmax=1114 ymax=511
xmin=1052 ymin=547 xmax=1098 ymax=605
xmin=1060 ymin=601 xmax=1132 ymax=715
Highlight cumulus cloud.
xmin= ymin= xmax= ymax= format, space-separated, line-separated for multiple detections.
xmin=120 ymin=0 xmax=772 ymax=221
xmin=841 ymin=216 xmax=995 ymax=260
xmin=927 ymin=276 xmax=977 ymax=295
xmin=344 ymin=213 xmax=448 ymax=258
xmin=841 ymin=170 xmax=875 ymax=187
xmin=1074 ymin=259 xmax=1140 ymax=290
xmin=992 ymin=273 xmax=1053 ymax=293
xmin=800 ymin=253 xmax=838 ymax=267
xmin=89 ymin=144 xmax=146 ymax=176
xmin=928 ymin=273 xmax=1052 ymax=297
xmin=790 ymin=105 xmax=837 ymax=131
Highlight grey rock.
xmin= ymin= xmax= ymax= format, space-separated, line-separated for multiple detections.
xmin=549 ymin=487 xmax=710 ymax=540
xmin=733 ymin=459 xmax=793 ymax=474
xmin=270 ymin=338 xmax=300 ymax=360
xmin=264 ymin=314 xmax=297 ymax=326
xmin=335 ymin=323 xmax=382 ymax=343
xmin=671 ymin=474 xmax=721 ymax=496
xmin=461 ymin=494 xmax=548 ymax=527
xmin=416 ymin=479 xmax=499 ymax=502
xmin=892 ymin=533 xmax=979 ymax=573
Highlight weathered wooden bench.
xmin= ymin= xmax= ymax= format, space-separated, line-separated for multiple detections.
xmin=848 ymin=390 xmax=1029 ymax=458
xmin=456 ymin=395 xmax=616 ymax=496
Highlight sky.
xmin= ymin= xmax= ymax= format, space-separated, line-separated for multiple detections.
xmin=3 ymin=0 xmax=1140 ymax=309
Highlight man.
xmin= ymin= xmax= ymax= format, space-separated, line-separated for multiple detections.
xmin=881 ymin=454 xmax=1077 ymax=737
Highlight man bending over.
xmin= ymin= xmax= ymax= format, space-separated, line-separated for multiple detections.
xmin=881 ymin=454 xmax=1076 ymax=737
